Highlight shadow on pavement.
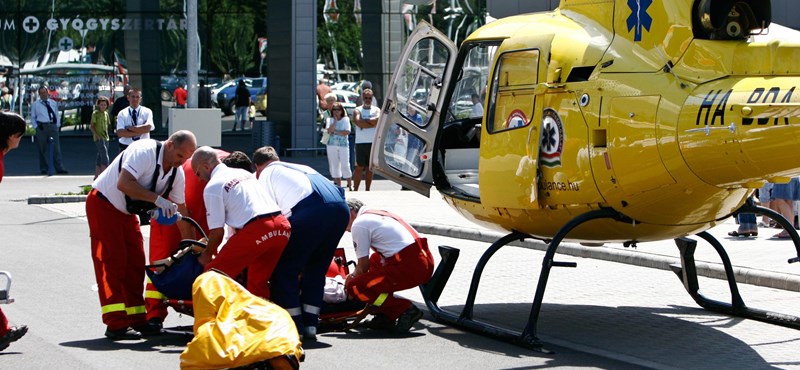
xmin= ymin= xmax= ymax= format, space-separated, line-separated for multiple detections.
xmin=429 ymin=302 xmax=779 ymax=369
xmin=59 ymin=333 xmax=190 ymax=353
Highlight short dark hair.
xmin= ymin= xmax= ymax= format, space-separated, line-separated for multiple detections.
xmin=252 ymin=146 xmax=279 ymax=166
xmin=0 ymin=112 xmax=27 ymax=152
xmin=222 ymin=151 xmax=254 ymax=172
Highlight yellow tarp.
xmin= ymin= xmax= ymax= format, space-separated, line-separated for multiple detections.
xmin=180 ymin=271 xmax=304 ymax=369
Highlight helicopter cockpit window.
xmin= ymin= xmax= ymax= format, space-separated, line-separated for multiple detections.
xmin=486 ymin=49 xmax=539 ymax=133
xmin=384 ymin=123 xmax=427 ymax=177
xmin=394 ymin=38 xmax=450 ymax=128
xmin=443 ymin=43 xmax=497 ymax=124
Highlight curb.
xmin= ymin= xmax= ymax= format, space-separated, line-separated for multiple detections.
xmin=412 ymin=223 xmax=800 ymax=293
xmin=25 ymin=195 xmax=800 ymax=293
xmin=27 ymin=195 xmax=87 ymax=205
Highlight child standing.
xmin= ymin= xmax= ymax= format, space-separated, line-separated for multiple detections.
xmin=90 ymin=96 xmax=111 ymax=178
xmin=248 ymin=101 xmax=256 ymax=130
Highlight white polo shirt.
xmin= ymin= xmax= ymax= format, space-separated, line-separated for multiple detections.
xmin=258 ymin=162 xmax=314 ymax=218
xmin=116 ymin=105 xmax=155 ymax=146
xmin=354 ymin=105 xmax=381 ymax=144
xmin=204 ymin=164 xmax=280 ymax=230
xmin=92 ymin=139 xmax=186 ymax=214
xmin=351 ymin=208 xmax=416 ymax=259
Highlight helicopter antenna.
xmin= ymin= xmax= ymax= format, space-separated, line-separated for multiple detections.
xmin=655 ymin=48 xmax=687 ymax=89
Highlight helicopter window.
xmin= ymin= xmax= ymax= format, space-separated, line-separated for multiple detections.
xmin=394 ymin=38 xmax=450 ymax=128
xmin=443 ymin=43 xmax=497 ymax=124
xmin=486 ymin=49 xmax=539 ymax=133
xmin=383 ymin=123 xmax=426 ymax=177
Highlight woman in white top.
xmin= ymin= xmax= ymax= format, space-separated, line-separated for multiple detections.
xmin=325 ymin=102 xmax=352 ymax=190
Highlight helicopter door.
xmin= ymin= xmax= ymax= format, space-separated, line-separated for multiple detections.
xmin=371 ymin=22 xmax=457 ymax=197
xmin=479 ymin=48 xmax=544 ymax=209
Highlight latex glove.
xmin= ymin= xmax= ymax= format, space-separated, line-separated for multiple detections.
xmin=154 ymin=195 xmax=178 ymax=218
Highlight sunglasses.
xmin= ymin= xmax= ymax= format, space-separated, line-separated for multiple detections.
xmin=363 ymin=97 xmax=373 ymax=101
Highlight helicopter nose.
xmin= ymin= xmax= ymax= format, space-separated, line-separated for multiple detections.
xmin=679 ymin=81 xmax=800 ymax=188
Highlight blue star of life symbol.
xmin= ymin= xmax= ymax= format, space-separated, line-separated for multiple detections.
xmin=542 ymin=124 xmax=558 ymax=153
xmin=626 ymin=0 xmax=653 ymax=42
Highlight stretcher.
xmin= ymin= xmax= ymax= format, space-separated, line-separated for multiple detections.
xmin=145 ymin=216 xmax=208 ymax=318
xmin=145 ymin=216 xmax=302 ymax=369
xmin=318 ymin=248 xmax=373 ymax=333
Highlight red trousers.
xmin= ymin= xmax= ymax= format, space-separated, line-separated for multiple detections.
xmin=86 ymin=190 xmax=147 ymax=330
xmin=144 ymin=220 xmax=182 ymax=321
xmin=206 ymin=214 xmax=291 ymax=300
xmin=346 ymin=239 xmax=434 ymax=320
xmin=0 ymin=308 xmax=9 ymax=336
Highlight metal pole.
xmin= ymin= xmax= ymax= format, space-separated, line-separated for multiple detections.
xmin=186 ymin=0 xmax=199 ymax=108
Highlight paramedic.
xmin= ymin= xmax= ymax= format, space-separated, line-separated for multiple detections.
xmin=144 ymin=149 xmax=237 ymax=325
xmin=86 ymin=130 xmax=197 ymax=340
xmin=253 ymin=146 xmax=349 ymax=341
xmin=192 ymin=146 xmax=290 ymax=300
xmin=344 ymin=198 xmax=434 ymax=333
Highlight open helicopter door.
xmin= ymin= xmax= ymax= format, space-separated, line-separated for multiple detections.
xmin=371 ymin=21 xmax=458 ymax=197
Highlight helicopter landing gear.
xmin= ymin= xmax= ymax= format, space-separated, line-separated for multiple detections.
xmin=420 ymin=208 xmax=627 ymax=353
xmin=671 ymin=203 xmax=800 ymax=329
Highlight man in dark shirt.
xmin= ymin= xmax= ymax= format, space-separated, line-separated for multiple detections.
xmin=233 ymin=80 xmax=251 ymax=131
xmin=111 ymin=85 xmax=132 ymax=120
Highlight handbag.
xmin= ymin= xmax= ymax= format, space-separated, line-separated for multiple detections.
xmin=320 ymin=130 xmax=331 ymax=145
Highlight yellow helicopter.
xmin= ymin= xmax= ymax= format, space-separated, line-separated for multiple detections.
xmin=371 ymin=0 xmax=800 ymax=351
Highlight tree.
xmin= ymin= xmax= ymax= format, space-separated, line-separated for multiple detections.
xmin=205 ymin=0 xmax=265 ymax=76
xmin=317 ymin=0 xmax=363 ymax=75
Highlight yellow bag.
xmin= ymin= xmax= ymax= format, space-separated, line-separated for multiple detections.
xmin=180 ymin=271 xmax=304 ymax=369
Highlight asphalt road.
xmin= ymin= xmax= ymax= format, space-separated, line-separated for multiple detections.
xmin=2 ymin=178 xmax=800 ymax=369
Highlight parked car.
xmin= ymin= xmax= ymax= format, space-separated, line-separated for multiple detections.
xmin=330 ymin=81 xmax=358 ymax=92
xmin=216 ymin=77 xmax=267 ymax=115
xmin=160 ymin=75 xmax=182 ymax=101
xmin=211 ymin=80 xmax=236 ymax=108
xmin=160 ymin=70 xmax=222 ymax=101
xmin=331 ymin=89 xmax=358 ymax=105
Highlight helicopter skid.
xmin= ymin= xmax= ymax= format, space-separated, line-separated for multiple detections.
xmin=420 ymin=204 xmax=800 ymax=353
xmin=670 ymin=203 xmax=800 ymax=330
xmin=420 ymin=243 xmax=552 ymax=353
xmin=421 ymin=209 xmax=622 ymax=353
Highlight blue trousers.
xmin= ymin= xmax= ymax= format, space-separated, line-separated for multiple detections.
xmin=269 ymin=174 xmax=349 ymax=332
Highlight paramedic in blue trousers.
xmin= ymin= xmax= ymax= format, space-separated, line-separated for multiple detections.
xmin=253 ymin=146 xmax=350 ymax=341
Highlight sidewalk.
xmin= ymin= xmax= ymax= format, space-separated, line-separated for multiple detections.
xmin=7 ymin=129 xmax=799 ymax=293
xmin=23 ymin=176 xmax=800 ymax=294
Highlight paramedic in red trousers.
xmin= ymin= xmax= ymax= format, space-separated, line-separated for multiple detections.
xmin=192 ymin=146 xmax=291 ymax=300
xmin=143 ymin=149 xmax=238 ymax=324
xmin=344 ymin=198 xmax=434 ymax=333
xmin=253 ymin=146 xmax=349 ymax=341
xmin=86 ymin=130 xmax=197 ymax=340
